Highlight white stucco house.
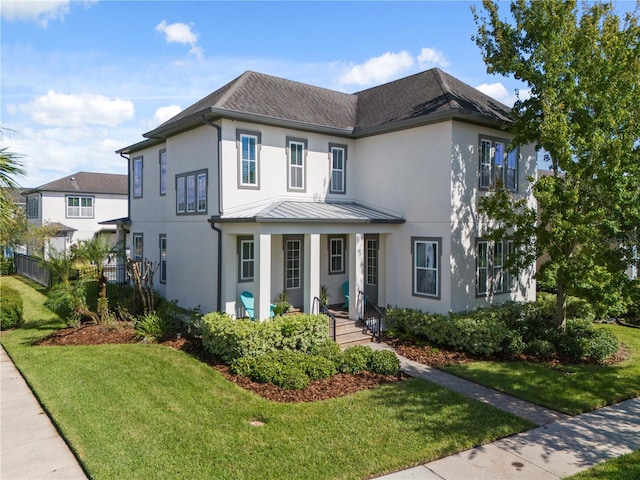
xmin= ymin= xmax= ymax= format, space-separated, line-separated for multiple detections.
xmin=23 ymin=172 xmax=128 ymax=257
xmin=117 ymin=68 xmax=537 ymax=320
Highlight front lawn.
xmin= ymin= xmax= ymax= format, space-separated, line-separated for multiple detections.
xmin=442 ymin=324 xmax=640 ymax=414
xmin=0 ymin=276 xmax=532 ymax=480
xmin=565 ymin=450 xmax=640 ymax=480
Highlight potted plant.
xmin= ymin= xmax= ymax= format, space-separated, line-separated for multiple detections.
xmin=273 ymin=291 xmax=291 ymax=315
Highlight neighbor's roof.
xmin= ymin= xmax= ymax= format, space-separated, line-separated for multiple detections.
xmin=210 ymin=200 xmax=405 ymax=224
xmin=122 ymin=68 xmax=511 ymax=150
xmin=23 ymin=172 xmax=128 ymax=196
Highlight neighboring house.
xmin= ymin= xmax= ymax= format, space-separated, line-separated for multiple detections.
xmin=22 ymin=172 xmax=128 ymax=257
xmin=1 ymin=187 xmax=29 ymax=257
xmin=118 ymin=68 xmax=537 ymax=320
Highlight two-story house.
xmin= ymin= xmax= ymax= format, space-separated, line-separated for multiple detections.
xmin=23 ymin=172 xmax=128 ymax=257
xmin=118 ymin=68 xmax=537 ymax=320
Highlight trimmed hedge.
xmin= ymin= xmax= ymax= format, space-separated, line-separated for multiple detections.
xmin=200 ymin=312 xmax=329 ymax=362
xmin=0 ymin=284 xmax=24 ymax=330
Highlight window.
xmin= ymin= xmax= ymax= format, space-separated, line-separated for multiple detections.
xmin=159 ymin=150 xmax=167 ymax=196
xmin=237 ymin=130 xmax=260 ymax=188
xmin=133 ymin=156 xmax=143 ymax=198
xmin=26 ymin=196 xmax=38 ymax=219
xmin=366 ymin=238 xmax=378 ymax=286
xmin=133 ymin=233 xmax=143 ymax=262
xmin=159 ymin=235 xmax=167 ymax=284
xmin=176 ymin=170 xmax=207 ymax=215
xmin=66 ymin=196 xmax=94 ymax=218
xmin=329 ymin=144 xmax=346 ymax=194
xmin=328 ymin=236 xmax=346 ymax=274
xmin=479 ymin=137 xmax=518 ymax=191
xmin=477 ymin=238 xmax=517 ymax=296
xmin=287 ymin=138 xmax=306 ymax=191
xmin=412 ymin=237 xmax=440 ymax=298
xmin=238 ymin=237 xmax=254 ymax=282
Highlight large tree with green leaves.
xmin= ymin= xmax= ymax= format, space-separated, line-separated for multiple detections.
xmin=473 ymin=0 xmax=640 ymax=329
xmin=0 ymin=128 xmax=26 ymax=244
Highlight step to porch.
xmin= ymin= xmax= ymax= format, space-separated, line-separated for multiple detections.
xmin=331 ymin=318 xmax=376 ymax=348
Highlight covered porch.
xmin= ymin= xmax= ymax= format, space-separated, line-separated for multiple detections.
xmin=209 ymin=200 xmax=404 ymax=322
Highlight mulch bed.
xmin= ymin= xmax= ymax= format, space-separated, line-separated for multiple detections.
xmin=36 ymin=323 xmax=406 ymax=403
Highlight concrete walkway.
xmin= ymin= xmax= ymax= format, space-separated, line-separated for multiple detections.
xmin=1 ymin=345 xmax=87 ymax=479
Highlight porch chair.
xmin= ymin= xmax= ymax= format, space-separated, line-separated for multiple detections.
xmin=342 ymin=281 xmax=349 ymax=308
xmin=239 ymin=291 xmax=275 ymax=320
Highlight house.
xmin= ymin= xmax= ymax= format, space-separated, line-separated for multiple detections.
xmin=117 ymin=68 xmax=537 ymax=320
xmin=22 ymin=172 xmax=128 ymax=257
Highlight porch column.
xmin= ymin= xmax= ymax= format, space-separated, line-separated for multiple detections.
xmin=255 ymin=233 xmax=272 ymax=321
xmin=304 ymin=234 xmax=320 ymax=313
xmin=348 ymin=233 xmax=365 ymax=319
xmin=222 ymin=232 xmax=237 ymax=317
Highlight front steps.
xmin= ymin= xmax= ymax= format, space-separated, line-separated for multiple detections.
xmin=331 ymin=317 xmax=376 ymax=348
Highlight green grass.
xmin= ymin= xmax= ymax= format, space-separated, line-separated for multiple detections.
xmin=565 ymin=450 xmax=640 ymax=480
xmin=0 ymin=276 xmax=532 ymax=480
xmin=443 ymin=324 xmax=640 ymax=415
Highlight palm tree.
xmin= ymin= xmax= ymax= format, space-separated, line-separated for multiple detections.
xmin=0 ymin=128 xmax=26 ymax=235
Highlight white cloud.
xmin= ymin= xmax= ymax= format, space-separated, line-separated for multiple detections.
xmin=476 ymin=82 xmax=517 ymax=106
xmin=0 ymin=0 xmax=93 ymax=27
xmin=19 ymin=91 xmax=134 ymax=128
xmin=417 ymin=47 xmax=450 ymax=69
xmin=156 ymin=20 xmax=204 ymax=59
xmin=338 ymin=51 xmax=414 ymax=87
xmin=150 ymin=105 xmax=182 ymax=128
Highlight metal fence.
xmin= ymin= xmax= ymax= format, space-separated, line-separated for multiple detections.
xmin=14 ymin=254 xmax=51 ymax=287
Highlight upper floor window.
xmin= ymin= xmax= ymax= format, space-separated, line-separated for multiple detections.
xmin=133 ymin=156 xmax=143 ymax=198
xmin=329 ymin=144 xmax=347 ymax=194
xmin=159 ymin=150 xmax=167 ymax=196
xmin=176 ymin=170 xmax=207 ymax=215
xmin=67 ymin=196 xmax=94 ymax=218
xmin=479 ymin=137 xmax=518 ymax=191
xmin=328 ymin=235 xmax=346 ymax=274
xmin=287 ymin=137 xmax=307 ymax=192
xmin=238 ymin=236 xmax=254 ymax=282
xmin=237 ymin=130 xmax=260 ymax=189
xmin=412 ymin=237 xmax=440 ymax=298
xmin=26 ymin=196 xmax=38 ymax=219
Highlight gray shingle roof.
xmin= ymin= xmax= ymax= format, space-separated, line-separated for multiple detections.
xmin=212 ymin=200 xmax=405 ymax=224
xmin=142 ymin=68 xmax=511 ymax=143
xmin=24 ymin=172 xmax=128 ymax=196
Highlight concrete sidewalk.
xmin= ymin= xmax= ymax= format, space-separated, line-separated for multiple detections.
xmin=374 ymin=396 xmax=640 ymax=479
xmin=1 ymin=345 xmax=87 ymax=480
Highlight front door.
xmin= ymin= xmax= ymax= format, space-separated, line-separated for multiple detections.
xmin=364 ymin=234 xmax=379 ymax=306
xmin=284 ymin=236 xmax=304 ymax=309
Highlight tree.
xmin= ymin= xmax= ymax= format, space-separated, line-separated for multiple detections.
xmin=473 ymin=0 xmax=640 ymax=329
xmin=0 ymin=128 xmax=26 ymax=246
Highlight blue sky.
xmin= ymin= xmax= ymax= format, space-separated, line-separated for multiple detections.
xmin=1 ymin=0 xmax=534 ymax=187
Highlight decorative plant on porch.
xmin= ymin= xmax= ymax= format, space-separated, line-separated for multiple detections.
xmin=273 ymin=291 xmax=291 ymax=316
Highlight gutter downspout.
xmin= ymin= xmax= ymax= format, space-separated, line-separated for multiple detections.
xmin=203 ymin=116 xmax=223 ymax=312
xmin=119 ymin=151 xmax=131 ymax=223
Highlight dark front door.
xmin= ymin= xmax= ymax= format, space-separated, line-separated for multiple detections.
xmin=364 ymin=234 xmax=379 ymax=306
xmin=284 ymin=236 xmax=304 ymax=309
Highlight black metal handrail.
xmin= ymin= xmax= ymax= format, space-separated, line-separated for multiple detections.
xmin=358 ymin=290 xmax=384 ymax=340
xmin=312 ymin=296 xmax=337 ymax=342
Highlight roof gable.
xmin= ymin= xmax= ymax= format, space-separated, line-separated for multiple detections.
xmin=25 ymin=172 xmax=128 ymax=196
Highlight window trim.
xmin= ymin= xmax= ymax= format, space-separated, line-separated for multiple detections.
xmin=286 ymin=137 xmax=307 ymax=192
xmin=159 ymin=149 xmax=167 ymax=197
xmin=237 ymin=129 xmax=261 ymax=189
xmin=65 ymin=195 xmax=94 ymax=219
xmin=411 ymin=237 xmax=441 ymax=299
xmin=159 ymin=234 xmax=167 ymax=284
xmin=237 ymin=236 xmax=254 ymax=283
xmin=329 ymin=143 xmax=347 ymax=194
xmin=175 ymin=169 xmax=207 ymax=215
xmin=328 ymin=235 xmax=346 ymax=275
xmin=133 ymin=156 xmax=143 ymax=198
xmin=478 ymin=136 xmax=518 ymax=192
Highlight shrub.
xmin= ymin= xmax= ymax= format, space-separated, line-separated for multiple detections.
xmin=310 ymin=340 xmax=343 ymax=371
xmin=525 ymin=339 xmax=556 ymax=359
xmin=0 ymin=258 xmax=14 ymax=275
xmin=341 ymin=345 xmax=373 ymax=374
xmin=555 ymin=319 xmax=619 ymax=363
xmin=367 ymin=349 xmax=400 ymax=376
xmin=200 ymin=312 xmax=328 ymax=363
xmin=0 ymin=284 xmax=23 ymax=330
xmin=134 ymin=312 xmax=174 ymax=342
xmin=582 ymin=329 xmax=619 ymax=363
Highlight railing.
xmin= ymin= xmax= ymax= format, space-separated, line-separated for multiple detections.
xmin=14 ymin=254 xmax=51 ymax=287
xmin=358 ymin=291 xmax=384 ymax=340
xmin=312 ymin=296 xmax=337 ymax=342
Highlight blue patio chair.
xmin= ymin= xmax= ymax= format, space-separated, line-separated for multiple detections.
xmin=240 ymin=291 xmax=275 ymax=320
xmin=342 ymin=281 xmax=349 ymax=308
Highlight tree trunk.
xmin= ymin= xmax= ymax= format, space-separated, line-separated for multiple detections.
xmin=554 ymin=283 xmax=567 ymax=331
